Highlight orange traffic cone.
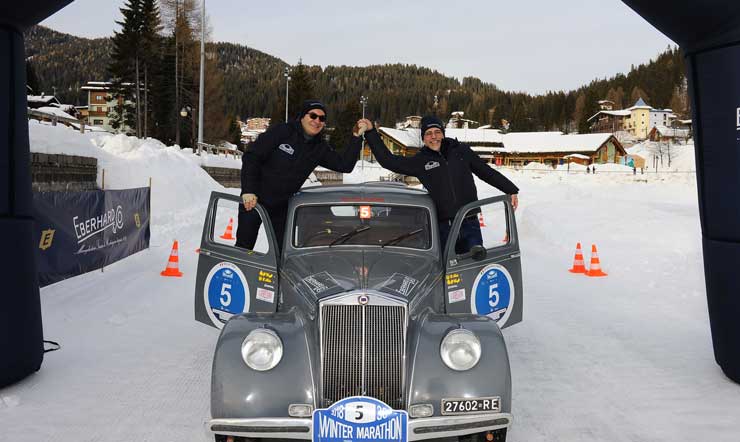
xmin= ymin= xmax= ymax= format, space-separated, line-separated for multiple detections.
xmin=478 ymin=213 xmax=486 ymax=227
xmin=568 ymin=242 xmax=587 ymax=273
xmin=161 ymin=240 xmax=183 ymax=277
xmin=585 ymin=244 xmax=607 ymax=277
xmin=219 ymin=218 xmax=235 ymax=240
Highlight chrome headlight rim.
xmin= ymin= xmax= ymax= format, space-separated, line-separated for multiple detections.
xmin=241 ymin=327 xmax=283 ymax=371
xmin=440 ymin=328 xmax=482 ymax=371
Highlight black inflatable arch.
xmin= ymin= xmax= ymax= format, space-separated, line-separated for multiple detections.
xmin=1 ymin=0 xmax=739 ymax=387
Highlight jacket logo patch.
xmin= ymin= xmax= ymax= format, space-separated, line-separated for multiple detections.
xmin=425 ymin=161 xmax=440 ymax=170
xmin=278 ymin=144 xmax=295 ymax=155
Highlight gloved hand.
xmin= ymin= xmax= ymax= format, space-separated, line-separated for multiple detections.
xmin=242 ymin=193 xmax=258 ymax=211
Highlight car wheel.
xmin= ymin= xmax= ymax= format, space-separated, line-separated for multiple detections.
xmin=458 ymin=428 xmax=507 ymax=442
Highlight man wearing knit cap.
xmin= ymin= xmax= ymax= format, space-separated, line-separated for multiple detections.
xmin=237 ymin=99 xmax=368 ymax=251
xmin=361 ymin=115 xmax=519 ymax=253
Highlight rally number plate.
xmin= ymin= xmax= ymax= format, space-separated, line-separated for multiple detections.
xmin=441 ymin=397 xmax=501 ymax=415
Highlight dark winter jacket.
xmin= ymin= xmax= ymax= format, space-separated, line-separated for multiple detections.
xmin=366 ymin=129 xmax=518 ymax=221
xmin=241 ymin=121 xmax=362 ymax=208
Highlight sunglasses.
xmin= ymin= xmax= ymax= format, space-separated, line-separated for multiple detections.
xmin=308 ymin=112 xmax=327 ymax=123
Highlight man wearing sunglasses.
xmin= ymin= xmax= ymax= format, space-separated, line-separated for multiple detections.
xmin=361 ymin=115 xmax=519 ymax=254
xmin=237 ymin=99 xmax=367 ymax=251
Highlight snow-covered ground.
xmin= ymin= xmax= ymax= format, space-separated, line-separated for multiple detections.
xmin=2 ymin=123 xmax=739 ymax=442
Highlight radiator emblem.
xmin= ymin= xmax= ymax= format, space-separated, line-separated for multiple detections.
xmin=358 ymin=294 xmax=369 ymax=305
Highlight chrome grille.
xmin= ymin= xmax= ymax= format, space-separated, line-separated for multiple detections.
xmin=321 ymin=302 xmax=405 ymax=410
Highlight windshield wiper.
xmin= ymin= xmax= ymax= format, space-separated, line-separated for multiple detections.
xmin=329 ymin=225 xmax=371 ymax=246
xmin=381 ymin=228 xmax=423 ymax=248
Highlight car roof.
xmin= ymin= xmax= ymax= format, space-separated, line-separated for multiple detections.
xmin=291 ymin=182 xmax=433 ymax=207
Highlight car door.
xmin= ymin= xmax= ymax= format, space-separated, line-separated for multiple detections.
xmin=443 ymin=195 xmax=523 ymax=328
xmin=194 ymin=191 xmax=280 ymax=329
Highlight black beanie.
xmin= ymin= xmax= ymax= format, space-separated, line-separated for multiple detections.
xmin=298 ymin=99 xmax=327 ymax=120
xmin=420 ymin=115 xmax=445 ymax=137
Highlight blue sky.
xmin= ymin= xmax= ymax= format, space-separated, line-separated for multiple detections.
xmin=41 ymin=0 xmax=676 ymax=95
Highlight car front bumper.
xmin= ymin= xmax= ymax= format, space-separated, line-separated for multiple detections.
xmin=207 ymin=412 xmax=512 ymax=440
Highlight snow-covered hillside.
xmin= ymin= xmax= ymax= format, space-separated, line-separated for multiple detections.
xmin=2 ymin=123 xmax=739 ymax=442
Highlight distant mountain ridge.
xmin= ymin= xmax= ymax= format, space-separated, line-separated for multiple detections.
xmin=24 ymin=25 xmax=686 ymax=131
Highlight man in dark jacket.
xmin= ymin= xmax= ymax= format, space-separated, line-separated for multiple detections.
xmin=237 ymin=100 xmax=365 ymax=251
xmin=363 ymin=115 xmax=519 ymax=253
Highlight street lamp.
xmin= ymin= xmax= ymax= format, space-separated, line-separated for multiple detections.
xmin=360 ymin=95 xmax=368 ymax=168
xmin=181 ymin=106 xmax=195 ymax=149
xmin=284 ymin=67 xmax=291 ymax=122
xmin=197 ymin=0 xmax=205 ymax=155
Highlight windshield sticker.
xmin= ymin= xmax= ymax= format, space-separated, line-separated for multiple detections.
xmin=302 ymin=271 xmax=340 ymax=295
xmin=471 ymin=264 xmax=515 ymax=327
xmin=359 ymin=205 xmax=372 ymax=219
xmin=203 ymin=262 xmax=249 ymax=329
xmin=382 ymin=273 xmax=419 ymax=296
xmin=448 ymin=288 xmax=466 ymax=304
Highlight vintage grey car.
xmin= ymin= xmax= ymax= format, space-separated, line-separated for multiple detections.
xmin=194 ymin=182 xmax=523 ymax=442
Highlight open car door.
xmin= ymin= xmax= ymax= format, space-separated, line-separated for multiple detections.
xmin=194 ymin=192 xmax=280 ymax=329
xmin=443 ymin=195 xmax=523 ymax=328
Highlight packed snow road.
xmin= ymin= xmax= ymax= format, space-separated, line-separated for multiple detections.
xmin=1 ymin=125 xmax=739 ymax=441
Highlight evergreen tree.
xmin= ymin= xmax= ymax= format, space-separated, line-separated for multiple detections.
xmin=108 ymin=0 xmax=142 ymax=135
xmin=227 ymin=116 xmax=242 ymax=147
xmin=26 ymin=61 xmax=41 ymax=93
xmin=138 ymin=0 xmax=162 ymax=138
xmin=270 ymin=61 xmax=316 ymax=126
xmin=331 ymin=99 xmax=362 ymax=154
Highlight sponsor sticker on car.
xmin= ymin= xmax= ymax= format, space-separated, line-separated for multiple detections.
xmin=313 ymin=396 xmax=407 ymax=442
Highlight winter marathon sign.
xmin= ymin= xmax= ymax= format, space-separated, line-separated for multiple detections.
xmin=203 ymin=262 xmax=250 ymax=328
xmin=471 ymin=264 xmax=515 ymax=327
xmin=33 ymin=188 xmax=150 ymax=286
xmin=313 ymin=396 xmax=408 ymax=442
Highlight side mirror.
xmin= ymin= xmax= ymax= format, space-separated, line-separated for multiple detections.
xmin=471 ymin=245 xmax=487 ymax=261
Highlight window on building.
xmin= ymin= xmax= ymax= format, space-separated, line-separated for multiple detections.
xmin=96 ymin=95 xmax=103 ymax=100
xmin=93 ymin=119 xmax=104 ymax=125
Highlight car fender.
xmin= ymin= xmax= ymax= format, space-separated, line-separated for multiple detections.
xmin=406 ymin=311 xmax=512 ymax=414
xmin=211 ymin=307 xmax=319 ymax=418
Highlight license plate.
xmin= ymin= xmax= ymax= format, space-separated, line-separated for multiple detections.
xmin=441 ymin=397 xmax=500 ymax=415
xmin=313 ymin=396 xmax=407 ymax=442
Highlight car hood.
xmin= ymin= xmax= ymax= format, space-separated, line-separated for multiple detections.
xmin=281 ymin=249 xmax=440 ymax=301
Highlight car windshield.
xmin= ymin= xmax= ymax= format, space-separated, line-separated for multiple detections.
xmin=293 ymin=204 xmax=432 ymax=249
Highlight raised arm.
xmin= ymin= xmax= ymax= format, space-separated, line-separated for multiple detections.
xmin=317 ymin=133 xmax=363 ymax=173
xmin=364 ymin=127 xmax=417 ymax=176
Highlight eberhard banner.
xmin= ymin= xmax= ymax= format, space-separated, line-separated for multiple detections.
xmin=32 ymin=188 xmax=151 ymax=287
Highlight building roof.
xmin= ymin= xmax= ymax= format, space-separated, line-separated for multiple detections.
xmin=627 ymin=97 xmax=651 ymax=110
xmin=587 ymin=109 xmax=631 ymax=122
xmin=379 ymin=127 xmax=619 ymax=154
xmin=27 ymin=95 xmax=60 ymax=105
xmin=652 ymin=125 xmax=691 ymax=138
xmin=502 ymin=132 xmax=615 ymax=153
xmin=379 ymin=126 xmax=504 ymax=148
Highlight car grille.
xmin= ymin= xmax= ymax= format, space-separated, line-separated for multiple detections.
xmin=321 ymin=303 xmax=405 ymax=410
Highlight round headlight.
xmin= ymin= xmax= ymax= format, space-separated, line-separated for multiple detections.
xmin=440 ymin=329 xmax=481 ymax=371
xmin=241 ymin=328 xmax=283 ymax=371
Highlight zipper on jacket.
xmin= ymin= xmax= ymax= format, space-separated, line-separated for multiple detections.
xmin=433 ymin=149 xmax=458 ymax=212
